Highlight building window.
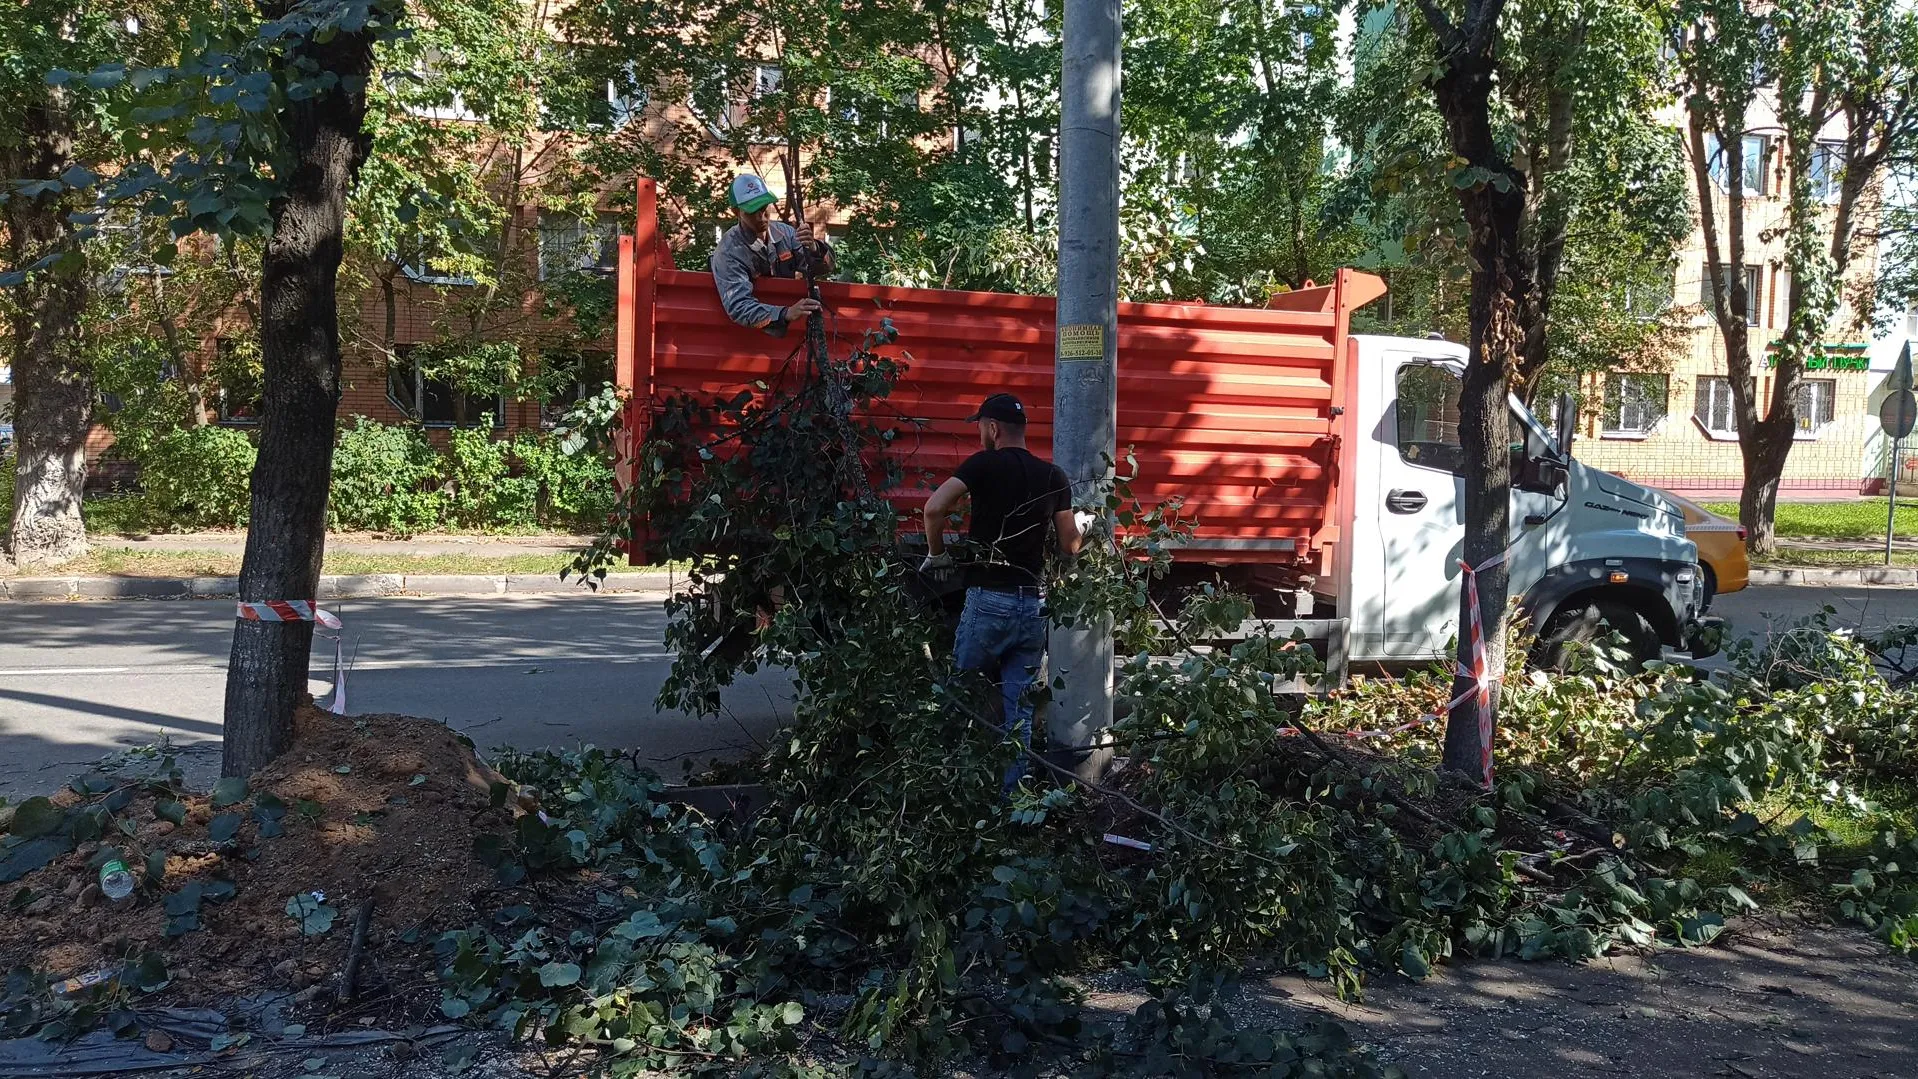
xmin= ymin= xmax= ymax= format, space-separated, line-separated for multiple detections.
xmin=398 ymin=231 xmax=477 ymax=286
xmin=1694 ymin=376 xmax=1745 ymax=439
xmin=606 ymin=58 xmax=648 ymax=129
xmin=753 ymin=64 xmax=782 ymax=98
xmin=1602 ymin=373 xmax=1668 ymax=437
xmin=1706 ymin=133 xmax=1768 ymax=195
xmin=1700 ymin=262 xmax=1761 ymax=325
xmin=1297 ymin=2 xmax=1324 ymax=50
xmin=386 ymin=346 xmax=506 ymax=428
xmin=213 ymin=337 xmax=263 ymax=425
xmin=389 ymin=49 xmax=478 ymax=121
xmin=98 ymin=209 xmax=174 ymax=285
xmin=745 ymin=65 xmax=785 ymax=144
xmin=832 ymin=87 xmax=898 ymax=139
xmin=539 ymin=349 xmax=614 ymax=427
xmin=1794 ymin=379 xmax=1836 ymax=436
xmin=1624 ymin=267 xmax=1674 ymax=319
xmin=608 ymin=80 xmax=646 ymax=128
xmin=537 ymin=213 xmax=619 ymax=280
xmin=1809 ymin=141 xmax=1846 ymax=203
xmin=689 ymin=63 xmax=782 ymax=142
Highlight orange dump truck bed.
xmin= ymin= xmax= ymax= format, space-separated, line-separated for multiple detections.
xmin=616 ymin=179 xmax=1384 ymax=576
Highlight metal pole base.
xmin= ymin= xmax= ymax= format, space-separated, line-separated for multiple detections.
xmin=1047 ymin=619 xmax=1115 ymax=784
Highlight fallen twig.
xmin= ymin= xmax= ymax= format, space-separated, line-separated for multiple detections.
xmin=1283 ymin=722 xmax=1455 ymax=833
xmin=1513 ymin=861 xmax=1556 ymax=885
xmin=340 ymin=897 xmax=376 ymax=1003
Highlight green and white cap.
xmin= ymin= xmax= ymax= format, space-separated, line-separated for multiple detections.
xmin=729 ymin=174 xmax=777 ymax=213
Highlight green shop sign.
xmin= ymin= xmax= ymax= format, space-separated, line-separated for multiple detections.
xmin=1764 ymin=341 xmax=1870 ymax=371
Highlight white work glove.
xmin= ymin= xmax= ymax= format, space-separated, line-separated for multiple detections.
xmin=919 ymin=552 xmax=954 ymax=574
xmin=1073 ymin=510 xmax=1097 ymax=534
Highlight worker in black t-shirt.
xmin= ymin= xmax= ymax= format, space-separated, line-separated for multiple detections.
xmin=920 ymin=393 xmax=1083 ymax=788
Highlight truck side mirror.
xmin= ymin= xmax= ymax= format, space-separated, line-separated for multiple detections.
xmin=1555 ymin=393 xmax=1577 ymax=459
xmin=1517 ymin=453 xmax=1568 ymax=495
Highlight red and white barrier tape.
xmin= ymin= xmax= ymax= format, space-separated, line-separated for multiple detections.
xmin=1271 ymin=550 xmax=1507 ymax=787
xmin=236 ymin=600 xmax=341 ymax=629
xmin=1447 ymin=550 xmax=1509 ymax=789
xmin=234 ymin=601 xmax=348 ymax=715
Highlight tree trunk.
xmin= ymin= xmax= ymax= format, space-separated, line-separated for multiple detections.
xmin=2 ymin=93 xmax=91 ymax=570
xmin=1442 ymin=324 xmax=1516 ymax=781
xmin=1422 ymin=2 xmax=1530 ymax=785
xmin=1738 ymin=411 xmax=1796 ymax=556
xmin=221 ymin=12 xmax=375 ymax=778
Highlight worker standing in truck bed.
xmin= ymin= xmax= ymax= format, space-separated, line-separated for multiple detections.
xmin=710 ymin=173 xmax=835 ymax=336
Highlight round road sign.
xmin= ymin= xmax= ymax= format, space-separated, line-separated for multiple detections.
xmin=1883 ymin=389 xmax=1917 ymax=440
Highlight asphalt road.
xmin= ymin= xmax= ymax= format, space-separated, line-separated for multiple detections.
xmin=0 ymin=594 xmax=793 ymax=798
xmin=1 ymin=584 xmax=1913 ymax=799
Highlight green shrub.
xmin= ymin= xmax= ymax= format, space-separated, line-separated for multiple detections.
xmin=92 ymin=337 xmax=197 ymax=463
xmin=444 ymin=422 xmax=539 ymax=530
xmin=325 ymin=418 xmax=612 ymax=535
xmin=514 ymin=432 xmax=616 ymax=531
xmin=139 ymin=426 xmax=256 ymax=529
xmin=329 ymin=417 xmax=444 ymax=534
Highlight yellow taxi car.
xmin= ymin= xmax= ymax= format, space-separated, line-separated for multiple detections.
xmin=1655 ymin=489 xmax=1750 ymax=608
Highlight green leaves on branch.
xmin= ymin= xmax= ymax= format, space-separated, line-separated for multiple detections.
xmin=38 ymin=0 xmax=409 ymax=251
xmin=455 ymin=324 xmax=1917 ymax=1079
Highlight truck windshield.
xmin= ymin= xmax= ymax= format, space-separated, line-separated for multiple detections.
xmin=1394 ymin=362 xmax=1557 ymax=475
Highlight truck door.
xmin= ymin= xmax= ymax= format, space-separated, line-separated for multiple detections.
xmin=1372 ymin=362 xmax=1467 ymax=658
xmin=1371 ymin=362 xmax=1564 ymax=661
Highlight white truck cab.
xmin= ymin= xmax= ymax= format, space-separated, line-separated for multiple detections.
xmin=1332 ymin=336 xmax=1716 ymax=667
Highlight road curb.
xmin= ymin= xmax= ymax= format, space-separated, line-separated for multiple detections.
xmin=1748 ymin=566 xmax=1918 ymax=587
xmin=0 ymin=571 xmax=681 ymax=601
xmin=5 ymin=567 xmax=1907 ymax=601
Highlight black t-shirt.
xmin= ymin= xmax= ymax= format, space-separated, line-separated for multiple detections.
xmin=953 ymin=448 xmax=1072 ymax=589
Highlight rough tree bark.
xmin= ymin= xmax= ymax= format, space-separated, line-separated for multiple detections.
xmin=221 ymin=10 xmax=376 ymax=777
xmin=1512 ymin=38 xmax=1578 ymax=408
xmin=1684 ymin=107 xmax=1767 ymax=546
xmin=1420 ymin=0 xmax=1535 ymax=783
xmin=2 ymin=93 xmax=91 ymax=570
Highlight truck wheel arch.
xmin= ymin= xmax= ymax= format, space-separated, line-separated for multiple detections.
xmin=1518 ymin=558 xmax=1693 ymax=650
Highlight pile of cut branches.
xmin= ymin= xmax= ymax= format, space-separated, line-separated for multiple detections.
xmin=483 ymin=331 xmax=1918 ymax=1076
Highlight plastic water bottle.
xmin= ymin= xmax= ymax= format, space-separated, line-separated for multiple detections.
xmin=98 ymin=859 xmax=136 ymax=901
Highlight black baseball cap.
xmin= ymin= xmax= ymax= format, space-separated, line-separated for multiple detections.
xmin=966 ymin=393 xmax=1027 ymax=424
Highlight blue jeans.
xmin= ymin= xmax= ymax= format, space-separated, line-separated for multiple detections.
xmin=953 ymin=587 xmax=1046 ymax=789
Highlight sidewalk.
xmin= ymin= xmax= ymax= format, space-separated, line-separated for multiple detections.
xmin=2 ymin=530 xmax=1914 ymax=600
xmin=99 ymin=530 xmax=594 ymax=558
xmin=0 ymin=531 xmax=681 ymax=600
xmin=1 ymin=564 xmax=1913 ymax=602
xmin=1748 ymin=564 xmax=1918 ymax=586
xmin=1778 ymin=536 xmax=1917 ymax=552
xmin=0 ymin=569 xmax=679 ymax=600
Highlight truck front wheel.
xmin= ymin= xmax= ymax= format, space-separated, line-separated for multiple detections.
xmin=1529 ymin=597 xmax=1662 ymax=671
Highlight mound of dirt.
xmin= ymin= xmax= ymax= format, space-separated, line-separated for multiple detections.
xmin=1 ymin=703 xmax=516 ymax=1009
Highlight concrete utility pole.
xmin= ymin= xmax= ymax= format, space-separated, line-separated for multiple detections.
xmin=1050 ymin=0 xmax=1121 ymax=783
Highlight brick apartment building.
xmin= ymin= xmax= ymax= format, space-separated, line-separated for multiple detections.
xmin=82 ymin=54 xmax=851 ymax=483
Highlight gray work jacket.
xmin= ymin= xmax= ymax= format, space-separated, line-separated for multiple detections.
xmin=709 ymin=222 xmax=833 ymax=336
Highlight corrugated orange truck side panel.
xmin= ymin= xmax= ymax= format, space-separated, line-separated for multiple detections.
xmin=621 ymin=178 xmax=1381 ymax=575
